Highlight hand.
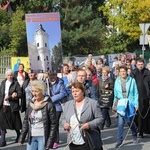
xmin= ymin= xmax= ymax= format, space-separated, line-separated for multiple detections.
xmin=105 ymin=84 xmax=109 ymax=89
xmin=4 ymin=96 xmax=9 ymax=101
xmin=135 ymin=107 xmax=138 ymax=112
xmin=112 ymin=109 xmax=116 ymax=114
xmin=12 ymin=92 xmax=17 ymax=98
xmin=18 ymin=142 xmax=23 ymax=145
xmin=64 ymin=123 xmax=70 ymax=130
xmin=81 ymin=123 xmax=90 ymax=130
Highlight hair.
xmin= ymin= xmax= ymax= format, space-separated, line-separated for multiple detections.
xmin=71 ymin=82 xmax=85 ymax=93
xmin=88 ymin=54 xmax=92 ymax=57
xmin=114 ymin=57 xmax=118 ymax=60
xmin=126 ymin=59 xmax=131 ymax=63
xmin=63 ymin=63 xmax=69 ymax=68
xmin=136 ymin=57 xmax=144 ymax=63
xmin=102 ymin=66 xmax=110 ymax=73
xmin=85 ymin=68 xmax=92 ymax=74
xmin=19 ymin=63 xmax=24 ymax=69
xmin=77 ymin=69 xmax=87 ymax=76
xmin=119 ymin=65 xmax=128 ymax=72
xmin=146 ymin=63 xmax=150 ymax=68
xmin=5 ymin=69 xmax=14 ymax=77
xmin=31 ymin=80 xmax=46 ymax=95
xmin=116 ymin=66 xmax=120 ymax=71
xmin=97 ymin=58 xmax=103 ymax=63
xmin=68 ymin=61 xmax=74 ymax=66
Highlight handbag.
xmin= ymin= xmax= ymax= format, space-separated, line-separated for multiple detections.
xmin=99 ymin=90 xmax=114 ymax=108
xmin=74 ymin=108 xmax=102 ymax=150
xmin=81 ymin=128 xmax=102 ymax=150
xmin=117 ymin=98 xmax=129 ymax=116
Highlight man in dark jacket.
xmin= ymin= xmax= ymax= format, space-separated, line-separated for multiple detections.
xmin=131 ymin=58 xmax=150 ymax=138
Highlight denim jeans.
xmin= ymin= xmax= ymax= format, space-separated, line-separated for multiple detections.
xmin=27 ymin=136 xmax=45 ymax=150
xmin=117 ymin=114 xmax=137 ymax=143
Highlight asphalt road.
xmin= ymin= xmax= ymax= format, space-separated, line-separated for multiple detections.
xmin=1 ymin=113 xmax=150 ymax=150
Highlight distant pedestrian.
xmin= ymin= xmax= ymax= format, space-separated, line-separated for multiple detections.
xmin=84 ymin=54 xmax=96 ymax=67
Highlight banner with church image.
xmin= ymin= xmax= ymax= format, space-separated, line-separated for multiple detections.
xmin=25 ymin=12 xmax=63 ymax=73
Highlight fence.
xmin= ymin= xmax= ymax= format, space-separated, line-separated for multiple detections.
xmin=0 ymin=56 xmax=11 ymax=83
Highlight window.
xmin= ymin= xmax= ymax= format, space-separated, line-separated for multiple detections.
xmin=37 ymin=43 xmax=39 ymax=47
xmin=37 ymin=56 xmax=40 ymax=61
xmin=46 ymin=56 xmax=48 ymax=60
xmin=45 ymin=43 xmax=47 ymax=47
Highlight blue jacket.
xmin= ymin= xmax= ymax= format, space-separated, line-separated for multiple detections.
xmin=49 ymin=77 xmax=67 ymax=111
xmin=113 ymin=76 xmax=139 ymax=116
xmin=84 ymin=81 xmax=96 ymax=100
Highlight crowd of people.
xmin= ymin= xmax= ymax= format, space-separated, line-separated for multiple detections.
xmin=0 ymin=53 xmax=150 ymax=150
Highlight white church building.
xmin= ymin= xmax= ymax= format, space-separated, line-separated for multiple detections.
xmin=28 ymin=24 xmax=51 ymax=72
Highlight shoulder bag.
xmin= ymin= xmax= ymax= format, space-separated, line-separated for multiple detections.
xmin=74 ymin=108 xmax=103 ymax=150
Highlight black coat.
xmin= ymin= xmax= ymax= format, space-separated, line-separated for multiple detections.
xmin=0 ymin=79 xmax=22 ymax=112
xmin=21 ymin=79 xmax=30 ymax=113
xmin=18 ymin=96 xmax=57 ymax=149
xmin=131 ymin=68 xmax=150 ymax=100
xmin=131 ymin=68 xmax=150 ymax=134
xmin=14 ymin=71 xmax=29 ymax=81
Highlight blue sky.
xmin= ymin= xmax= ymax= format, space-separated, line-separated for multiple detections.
xmin=25 ymin=12 xmax=62 ymax=54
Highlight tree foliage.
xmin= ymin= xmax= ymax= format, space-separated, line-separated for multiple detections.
xmin=1 ymin=0 xmax=149 ymax=56
xmin=0 ymin=9 xmax=11 ymax=52
xmin=60 ymin=0 xmax=104 ymax=55
xmin=8 ymin=9 xmax=27 ymax=56
xmin=99 ymin=0 xmax=150 ymax=40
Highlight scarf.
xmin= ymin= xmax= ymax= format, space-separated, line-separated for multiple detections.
xmin=102 ymin=76 xmax=109 ymax=81
xmin=18 ymin=70 xmax=25 ymax=79
xmin=30 ymin=101 xmax=48 ymax=111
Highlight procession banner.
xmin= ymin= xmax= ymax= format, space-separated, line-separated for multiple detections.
xmin=11 ymin=57 xmax=30 ymax=72
xmin=25 ymin=12 xmax=62 ymax=73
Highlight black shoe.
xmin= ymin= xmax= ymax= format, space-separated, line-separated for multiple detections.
xmin=0 ymin=141 xmax=6 ymax=147
xmin=100 ymin=126 xmax=104 ymax=130
xmin=15 ymin=136 xmax=19 ymax=143
xmin=115 ymin=142 xmax=122 ymax=148
xmin=138 ymin=134 xmax=144 ymax=138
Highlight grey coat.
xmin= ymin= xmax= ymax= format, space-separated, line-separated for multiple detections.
xmin=61 ymin=97 xmax=103 ymax=130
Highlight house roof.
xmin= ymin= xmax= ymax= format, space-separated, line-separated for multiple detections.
xmin=0 ymin=1 xmax=10 ymax=10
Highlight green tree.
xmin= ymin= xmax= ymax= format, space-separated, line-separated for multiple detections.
xmin=0 ymin=9 xmax=11 ymax=53
xmin=60 ymin=0 xmax=104 ymax=55
xmin=99 ymin=0 xmax=150 ymax=53
xmin=2 ymin=0 xmax=60 ymax=13
xmin=51 ymin=43 xmax=63 ymax=72
xmin=8 ymin=9 xmax=27 ymax=56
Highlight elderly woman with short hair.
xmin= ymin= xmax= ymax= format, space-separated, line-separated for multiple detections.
xmin=18 ymin=80 xmax=57 ymax=150
xmin=0 ymin=69 xmax=22 ymax=147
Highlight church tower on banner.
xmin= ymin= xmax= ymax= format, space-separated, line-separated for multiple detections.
xmin=28 ymin=24 xmax=51 ymax=72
